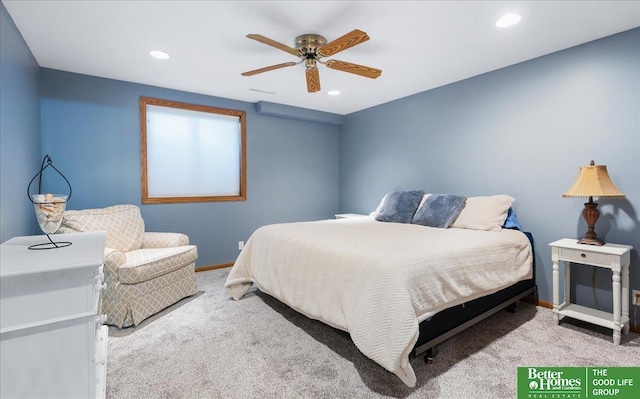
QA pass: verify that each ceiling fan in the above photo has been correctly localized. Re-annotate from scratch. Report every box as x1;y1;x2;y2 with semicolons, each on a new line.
241;29;382;93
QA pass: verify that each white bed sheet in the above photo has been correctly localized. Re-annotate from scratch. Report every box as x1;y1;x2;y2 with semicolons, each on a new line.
224;216;533;387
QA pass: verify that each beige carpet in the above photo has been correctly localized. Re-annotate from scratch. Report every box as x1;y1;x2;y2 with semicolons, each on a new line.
106;268;640;398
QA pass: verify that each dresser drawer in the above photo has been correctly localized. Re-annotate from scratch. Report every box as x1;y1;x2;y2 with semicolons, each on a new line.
558;247;614;267
1;267;99;329
1;315;97;398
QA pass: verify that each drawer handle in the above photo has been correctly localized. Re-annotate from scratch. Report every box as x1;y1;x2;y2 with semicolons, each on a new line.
581;253;586;258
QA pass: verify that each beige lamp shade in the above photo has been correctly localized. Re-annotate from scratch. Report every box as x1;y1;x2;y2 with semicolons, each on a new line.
563;160;625;199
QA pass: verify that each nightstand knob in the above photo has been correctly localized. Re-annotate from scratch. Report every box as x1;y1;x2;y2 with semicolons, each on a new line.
581;253;586;258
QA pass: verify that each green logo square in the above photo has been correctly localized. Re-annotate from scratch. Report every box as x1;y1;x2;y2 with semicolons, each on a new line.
518;367;640;399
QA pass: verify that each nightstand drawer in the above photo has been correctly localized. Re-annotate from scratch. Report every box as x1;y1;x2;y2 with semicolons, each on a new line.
559;247;613;267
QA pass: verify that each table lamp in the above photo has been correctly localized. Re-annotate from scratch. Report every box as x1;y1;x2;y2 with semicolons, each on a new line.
562;160;625;246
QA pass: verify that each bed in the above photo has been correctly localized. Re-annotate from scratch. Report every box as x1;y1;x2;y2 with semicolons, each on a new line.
224;194;535;387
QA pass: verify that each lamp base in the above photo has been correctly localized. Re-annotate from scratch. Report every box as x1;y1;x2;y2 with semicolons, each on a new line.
577;237;605;246
578;199;605;246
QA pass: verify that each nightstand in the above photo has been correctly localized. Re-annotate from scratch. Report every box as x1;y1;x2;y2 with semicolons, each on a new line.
549;238;632;344
334;213;368;219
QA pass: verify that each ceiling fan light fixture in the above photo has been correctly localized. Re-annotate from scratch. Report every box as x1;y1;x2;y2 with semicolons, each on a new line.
496;13;521;28
328;90;340;96
149;50;170;59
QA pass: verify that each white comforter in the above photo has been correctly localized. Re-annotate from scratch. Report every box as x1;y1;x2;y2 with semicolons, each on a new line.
224;217;533;387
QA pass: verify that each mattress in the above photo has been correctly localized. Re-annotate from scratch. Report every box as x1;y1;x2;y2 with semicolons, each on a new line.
224;216;533;387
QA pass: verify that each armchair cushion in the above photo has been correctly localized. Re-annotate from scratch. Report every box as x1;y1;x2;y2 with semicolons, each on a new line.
118;245;198;284
60;204;144;252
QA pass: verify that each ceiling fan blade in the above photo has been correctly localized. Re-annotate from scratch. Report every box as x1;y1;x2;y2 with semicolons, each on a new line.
318;29;370;57
306;68;321;93
241;62;297;76
246;34;299;57
325;60;382;79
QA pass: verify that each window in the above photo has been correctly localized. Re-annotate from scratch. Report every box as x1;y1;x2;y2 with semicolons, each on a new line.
140;97;246;204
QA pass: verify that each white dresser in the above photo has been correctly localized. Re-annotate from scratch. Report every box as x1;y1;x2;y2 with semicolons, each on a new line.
1;232;108;399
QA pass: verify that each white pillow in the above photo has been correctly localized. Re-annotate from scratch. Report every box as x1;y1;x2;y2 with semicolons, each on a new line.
369;194;388;216
450;195;515;231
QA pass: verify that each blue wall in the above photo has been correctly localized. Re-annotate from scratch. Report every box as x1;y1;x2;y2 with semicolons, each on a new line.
0;3;41;242
339;28;640;316
39;69;340;266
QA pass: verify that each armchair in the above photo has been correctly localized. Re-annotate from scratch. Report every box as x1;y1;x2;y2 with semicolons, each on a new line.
58;205;197;328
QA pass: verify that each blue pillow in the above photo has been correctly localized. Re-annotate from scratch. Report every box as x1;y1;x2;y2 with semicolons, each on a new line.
411;194;467;228
502;208;523;230
375;190;424;224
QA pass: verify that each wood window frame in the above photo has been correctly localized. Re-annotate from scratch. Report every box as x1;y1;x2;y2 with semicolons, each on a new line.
140;96;247;204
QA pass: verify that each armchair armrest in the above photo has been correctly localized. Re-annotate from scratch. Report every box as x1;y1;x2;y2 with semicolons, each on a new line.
141;232;189;248
104;248;126;273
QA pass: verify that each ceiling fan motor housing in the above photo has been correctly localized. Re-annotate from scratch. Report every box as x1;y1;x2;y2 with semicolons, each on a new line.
295;34;327;61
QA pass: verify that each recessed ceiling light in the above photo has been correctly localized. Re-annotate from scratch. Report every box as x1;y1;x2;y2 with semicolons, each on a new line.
495;13;521;28
149;50;170;59
328;90;340;96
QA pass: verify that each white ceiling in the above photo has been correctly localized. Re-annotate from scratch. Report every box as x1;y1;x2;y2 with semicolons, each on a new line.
3;1;639;115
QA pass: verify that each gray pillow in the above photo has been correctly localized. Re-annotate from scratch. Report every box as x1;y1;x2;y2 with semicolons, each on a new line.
375;190;424;224
411;194;467;228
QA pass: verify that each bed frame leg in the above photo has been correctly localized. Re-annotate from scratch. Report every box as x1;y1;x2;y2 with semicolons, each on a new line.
506;301;517;313
424;346;439;364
